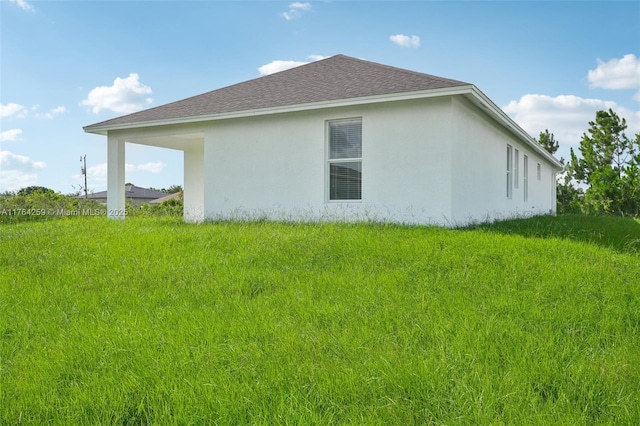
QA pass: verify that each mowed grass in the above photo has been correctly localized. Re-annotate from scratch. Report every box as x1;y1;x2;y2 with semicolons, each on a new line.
1;216;639;424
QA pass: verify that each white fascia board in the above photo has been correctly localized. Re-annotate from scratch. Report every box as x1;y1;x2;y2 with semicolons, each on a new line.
83;85;476;135
466;86;563;170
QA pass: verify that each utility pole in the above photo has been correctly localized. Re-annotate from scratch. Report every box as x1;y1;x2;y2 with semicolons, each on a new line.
80;155;88;198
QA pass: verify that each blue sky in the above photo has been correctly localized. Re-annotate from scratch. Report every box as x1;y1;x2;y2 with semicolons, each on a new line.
1;0;639;193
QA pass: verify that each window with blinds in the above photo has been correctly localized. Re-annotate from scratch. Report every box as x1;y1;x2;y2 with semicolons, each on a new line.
328;119;362;201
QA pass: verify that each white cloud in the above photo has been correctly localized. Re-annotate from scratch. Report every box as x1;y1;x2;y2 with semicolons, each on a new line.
1;103;67;119
0;151;46;192
390;34;420;48
8;0;34;12
0;151;46;170
86;163;107;178
0;102;28;118
258;54;328;76
502;94;640;161
81;73;153;114
258;60;308;76
290;2;312;10
588;54;640;101
129;162;166;173
0;129;23;142
283;2;312;20
42;106;68;119
86;162;166;181
91;163;112;177
588;54;640;90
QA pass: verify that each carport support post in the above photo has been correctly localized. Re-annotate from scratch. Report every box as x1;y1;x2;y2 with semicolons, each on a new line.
107;133;126;219
184;143;204;223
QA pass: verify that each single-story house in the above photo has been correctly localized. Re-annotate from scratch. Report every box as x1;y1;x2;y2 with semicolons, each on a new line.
149;192;182;204
85;184;167;207
84;54;562;226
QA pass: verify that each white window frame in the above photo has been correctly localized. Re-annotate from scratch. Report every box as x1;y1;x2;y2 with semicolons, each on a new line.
326;118;362;202
506;144;513;199
537;163;542;181
523;155;529;202
514;149;519;189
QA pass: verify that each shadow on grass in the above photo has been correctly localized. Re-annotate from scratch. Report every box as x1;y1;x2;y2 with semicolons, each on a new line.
462;214;640;255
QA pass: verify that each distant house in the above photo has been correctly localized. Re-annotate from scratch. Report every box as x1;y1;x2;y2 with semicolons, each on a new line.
149;192;182;204
84;54;562;225
86;184;167;206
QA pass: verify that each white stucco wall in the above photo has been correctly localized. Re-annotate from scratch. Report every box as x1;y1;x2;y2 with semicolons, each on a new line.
184;142;204;222
106;95;558;226
450;97;557;224
202;98;457;224
106;134;126;219
198;96;557;225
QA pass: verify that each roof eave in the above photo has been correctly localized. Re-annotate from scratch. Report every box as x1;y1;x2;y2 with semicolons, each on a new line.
465;86;563;170
83;85;476;135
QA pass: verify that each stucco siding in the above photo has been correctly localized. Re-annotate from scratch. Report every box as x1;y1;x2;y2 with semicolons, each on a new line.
184;142;204;222
359;98;453;223
450;97;556;223
203;110;324;219
107;94;557;226
202;98;454;224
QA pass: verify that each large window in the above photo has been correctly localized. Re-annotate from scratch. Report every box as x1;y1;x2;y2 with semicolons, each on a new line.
506;145;513;199
328;119;362;201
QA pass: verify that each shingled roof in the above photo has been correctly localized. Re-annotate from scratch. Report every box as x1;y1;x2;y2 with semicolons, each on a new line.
86;184;167;201
84;55;469;130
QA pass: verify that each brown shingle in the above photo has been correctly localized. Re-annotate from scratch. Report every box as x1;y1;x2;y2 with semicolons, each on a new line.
85;55;469;129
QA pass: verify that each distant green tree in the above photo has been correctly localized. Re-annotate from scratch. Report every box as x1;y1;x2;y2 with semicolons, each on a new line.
538;129;559;155
167;185;183;194
17;186;55;196
621;133;640;214
556;166;583;214
569;109;640;216
534;130;581;214
148;185;182;194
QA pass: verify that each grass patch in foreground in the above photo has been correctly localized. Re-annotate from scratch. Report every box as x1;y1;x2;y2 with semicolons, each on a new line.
464;213;640;254
1;216;639;424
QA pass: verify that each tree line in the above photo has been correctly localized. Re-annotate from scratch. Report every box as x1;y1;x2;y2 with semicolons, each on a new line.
539;109;640;217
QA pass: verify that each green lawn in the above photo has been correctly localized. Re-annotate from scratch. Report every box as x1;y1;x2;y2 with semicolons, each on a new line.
1;216;639;424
